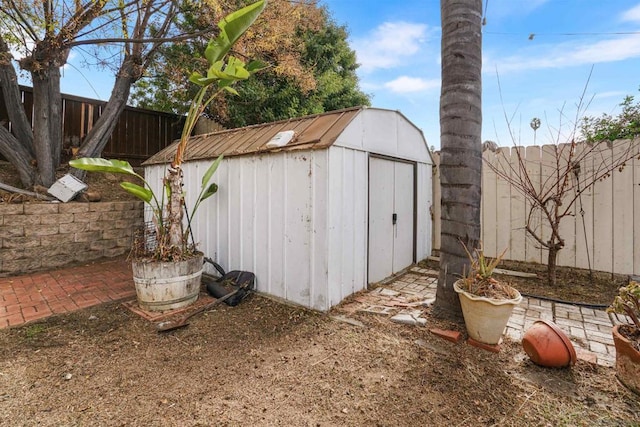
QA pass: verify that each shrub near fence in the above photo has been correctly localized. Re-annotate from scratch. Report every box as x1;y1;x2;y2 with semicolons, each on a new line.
432;139;640;276
0;201;143;277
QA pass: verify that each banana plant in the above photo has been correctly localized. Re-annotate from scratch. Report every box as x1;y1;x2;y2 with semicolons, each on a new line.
70;0;266;260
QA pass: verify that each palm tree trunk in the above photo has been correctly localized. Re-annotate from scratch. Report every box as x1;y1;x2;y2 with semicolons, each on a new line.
433;0;483;321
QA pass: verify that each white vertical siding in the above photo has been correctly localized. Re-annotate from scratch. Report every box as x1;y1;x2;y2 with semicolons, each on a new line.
326;146;368;307
146;150;333;311
311;151;330;309
283;154;313;307
266;154;286;298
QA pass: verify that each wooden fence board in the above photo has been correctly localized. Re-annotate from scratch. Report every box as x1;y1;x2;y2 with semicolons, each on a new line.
495;147;512;258
525;145;542;263
573;144;595;271
509;147;527;262
0;85;186;164
634;144;640;275
557;144;577;268
592;145;614;273
434;138;640;276
612;140;634;274
482;150;498;256
540;144;557;266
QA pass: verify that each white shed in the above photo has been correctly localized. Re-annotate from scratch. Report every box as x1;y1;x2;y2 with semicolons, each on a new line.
144;107;433;311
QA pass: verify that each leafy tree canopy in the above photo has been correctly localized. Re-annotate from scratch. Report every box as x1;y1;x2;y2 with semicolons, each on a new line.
581;88;640;143
131;0;370;127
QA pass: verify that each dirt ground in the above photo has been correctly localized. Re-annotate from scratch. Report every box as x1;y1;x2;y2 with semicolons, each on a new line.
0;161;140;203
0;290;639;426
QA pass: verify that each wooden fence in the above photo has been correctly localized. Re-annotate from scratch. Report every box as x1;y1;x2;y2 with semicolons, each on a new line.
432;139;640;276
0;85;185;164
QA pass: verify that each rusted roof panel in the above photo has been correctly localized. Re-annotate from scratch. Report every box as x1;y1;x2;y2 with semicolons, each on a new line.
144;107;363;165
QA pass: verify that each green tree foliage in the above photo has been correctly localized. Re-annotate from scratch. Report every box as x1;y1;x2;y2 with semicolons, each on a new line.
131;1;370;127
581;88;640;143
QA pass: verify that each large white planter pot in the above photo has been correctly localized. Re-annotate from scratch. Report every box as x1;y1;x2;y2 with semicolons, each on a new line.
453;279;522;345
132;253;204;312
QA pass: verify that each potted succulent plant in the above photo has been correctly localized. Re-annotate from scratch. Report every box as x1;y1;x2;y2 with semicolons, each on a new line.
607;281;640;394
453;244;522;345
70;1;266;311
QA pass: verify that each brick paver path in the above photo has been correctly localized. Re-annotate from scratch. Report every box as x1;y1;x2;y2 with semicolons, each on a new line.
0;257;135;329
386;267;628;368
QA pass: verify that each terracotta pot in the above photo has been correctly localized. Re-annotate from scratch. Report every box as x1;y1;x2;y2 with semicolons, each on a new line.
522;320;576;368
453;279;522;345
612;324;640;395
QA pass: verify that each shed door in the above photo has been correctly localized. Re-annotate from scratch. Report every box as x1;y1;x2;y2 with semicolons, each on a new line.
368;157;415;284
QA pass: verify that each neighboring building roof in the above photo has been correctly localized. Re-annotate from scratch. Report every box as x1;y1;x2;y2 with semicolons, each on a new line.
144;106;366;166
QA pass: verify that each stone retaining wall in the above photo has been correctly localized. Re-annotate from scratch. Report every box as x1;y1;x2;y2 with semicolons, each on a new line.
0;201;143;276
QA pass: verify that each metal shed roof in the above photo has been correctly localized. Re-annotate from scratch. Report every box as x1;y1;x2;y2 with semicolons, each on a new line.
144;106;366;166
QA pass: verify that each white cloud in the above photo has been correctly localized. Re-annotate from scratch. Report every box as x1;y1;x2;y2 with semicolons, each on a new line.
352;21;428;72
490;34;640;73
384;76;439;94
488;0;550;20
620;3;640;22
592;90;628;100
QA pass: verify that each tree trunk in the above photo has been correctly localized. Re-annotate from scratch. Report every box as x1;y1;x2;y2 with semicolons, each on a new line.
547;246;558;287
0;45;34;155
0;37;37;188
433;0;483;321
0;127;36;188
31;65;62;187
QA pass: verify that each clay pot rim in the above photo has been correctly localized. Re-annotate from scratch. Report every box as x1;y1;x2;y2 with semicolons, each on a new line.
613;324;640;346
453;279;523;306
534;319;577;366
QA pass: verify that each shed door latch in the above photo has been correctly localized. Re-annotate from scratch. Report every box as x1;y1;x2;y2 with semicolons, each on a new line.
392;213;397;225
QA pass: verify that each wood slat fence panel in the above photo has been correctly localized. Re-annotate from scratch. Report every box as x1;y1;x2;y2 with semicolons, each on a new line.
433;139;640;276
0;85;185;164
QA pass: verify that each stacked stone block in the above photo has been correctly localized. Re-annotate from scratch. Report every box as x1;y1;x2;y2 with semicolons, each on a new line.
0;201;143;276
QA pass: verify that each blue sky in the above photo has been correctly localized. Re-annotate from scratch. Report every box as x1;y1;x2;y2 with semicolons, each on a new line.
320;0;640;149
56;0;640;149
